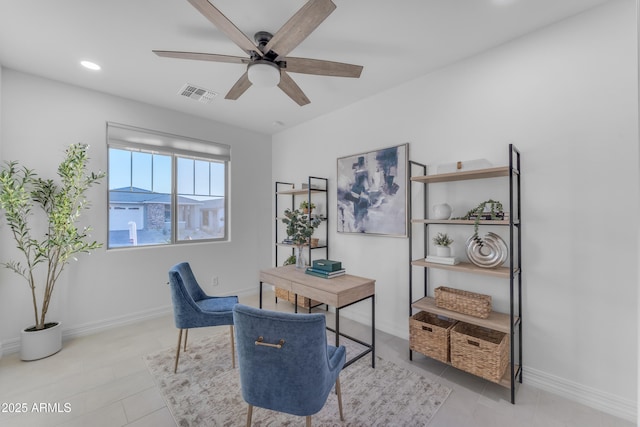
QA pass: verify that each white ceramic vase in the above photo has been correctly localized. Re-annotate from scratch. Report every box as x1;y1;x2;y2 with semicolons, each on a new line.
21;322;62;361
432;203;452;220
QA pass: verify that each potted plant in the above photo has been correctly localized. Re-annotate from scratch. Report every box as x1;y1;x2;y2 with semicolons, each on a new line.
432;232;454;257
299;200;316;215
0;143;105;360
281;208;321;269
455;199;504;246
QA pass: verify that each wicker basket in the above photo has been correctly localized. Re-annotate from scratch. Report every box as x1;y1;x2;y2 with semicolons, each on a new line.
275;287;321;309
435;286;492;319
450;322;509;383
409;311;457;363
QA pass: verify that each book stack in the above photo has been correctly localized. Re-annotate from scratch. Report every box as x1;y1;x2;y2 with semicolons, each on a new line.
305;259;346;279
425;255;460;265
469;211;508;220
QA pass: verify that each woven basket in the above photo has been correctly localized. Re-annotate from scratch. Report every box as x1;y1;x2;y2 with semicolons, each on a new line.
275;287;321;309
435;286;491;319
450;322;509;383
409;311;457;363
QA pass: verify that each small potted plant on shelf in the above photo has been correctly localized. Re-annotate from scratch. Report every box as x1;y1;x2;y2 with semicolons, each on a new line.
432;232;454;257
281;208;322;269
299;200;316;215
0;143;105;360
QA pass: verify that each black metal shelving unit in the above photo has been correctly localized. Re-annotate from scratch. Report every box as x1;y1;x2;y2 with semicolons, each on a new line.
408;144;522;403
274;177;329;310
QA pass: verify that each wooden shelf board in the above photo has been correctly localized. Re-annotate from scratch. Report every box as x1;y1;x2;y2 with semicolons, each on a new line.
412;259;512;278
411;219;515;226
411;166;510;183
276;243;326;249
276;216;326;221
412;296;516;333
276;188;325;195
499;364;522;389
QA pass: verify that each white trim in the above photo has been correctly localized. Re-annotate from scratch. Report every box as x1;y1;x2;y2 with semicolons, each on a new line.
524;366;637;422
0;287;255;357
0;305;173;356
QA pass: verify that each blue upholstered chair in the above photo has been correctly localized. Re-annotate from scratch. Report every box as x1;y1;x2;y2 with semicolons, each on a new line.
233;304;346;427
167;262;238;373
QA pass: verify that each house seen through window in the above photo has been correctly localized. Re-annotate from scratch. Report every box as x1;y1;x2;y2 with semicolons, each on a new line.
107;123;229;248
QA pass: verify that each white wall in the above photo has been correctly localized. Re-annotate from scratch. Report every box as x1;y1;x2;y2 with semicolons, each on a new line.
0;64;3;359
0;69;272;349
273;0;638;420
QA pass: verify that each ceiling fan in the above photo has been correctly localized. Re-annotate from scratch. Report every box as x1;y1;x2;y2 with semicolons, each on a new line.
153;0;363;106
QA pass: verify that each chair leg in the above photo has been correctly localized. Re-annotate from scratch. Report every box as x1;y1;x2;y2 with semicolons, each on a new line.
183;329;189;351
246;404;253;427
174;329;183;374
336;377;344;421
230;325;236;369
306;415;311;427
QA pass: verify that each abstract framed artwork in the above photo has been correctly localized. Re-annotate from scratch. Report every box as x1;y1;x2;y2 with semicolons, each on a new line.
336;143;408;237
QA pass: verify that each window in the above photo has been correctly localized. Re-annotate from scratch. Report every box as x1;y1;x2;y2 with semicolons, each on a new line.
107;123;230;248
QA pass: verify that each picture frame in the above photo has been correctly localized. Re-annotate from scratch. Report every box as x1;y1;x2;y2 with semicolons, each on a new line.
336;143;408;237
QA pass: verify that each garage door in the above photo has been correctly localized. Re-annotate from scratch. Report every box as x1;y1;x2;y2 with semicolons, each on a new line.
109;204;145;231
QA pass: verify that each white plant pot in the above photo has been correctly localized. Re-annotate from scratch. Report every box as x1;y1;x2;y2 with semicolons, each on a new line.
435;245;451;257
21;322;62;361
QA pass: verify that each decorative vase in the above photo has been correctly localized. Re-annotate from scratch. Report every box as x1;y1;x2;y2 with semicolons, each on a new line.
21;322;62;361
435;245;451;257
465;232;508;268
432;203;452;220
295;245;306;269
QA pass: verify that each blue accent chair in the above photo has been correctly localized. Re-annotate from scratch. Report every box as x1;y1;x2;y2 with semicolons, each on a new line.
168;262;238;373
233;304;346;427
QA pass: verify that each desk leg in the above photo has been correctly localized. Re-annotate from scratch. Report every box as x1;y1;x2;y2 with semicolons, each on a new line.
335;307;340;347
259;281;263;309
372;295;375;368
294;294;298;313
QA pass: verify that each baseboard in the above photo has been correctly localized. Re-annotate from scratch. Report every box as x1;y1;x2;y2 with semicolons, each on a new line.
524;366;637;422
0;285;259;357
1;305;173;356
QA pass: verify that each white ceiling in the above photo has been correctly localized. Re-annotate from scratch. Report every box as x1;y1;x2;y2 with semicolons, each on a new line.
0;0;611;135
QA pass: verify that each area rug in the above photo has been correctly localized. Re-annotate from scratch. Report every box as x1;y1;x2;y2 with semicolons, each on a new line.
145;329;451;426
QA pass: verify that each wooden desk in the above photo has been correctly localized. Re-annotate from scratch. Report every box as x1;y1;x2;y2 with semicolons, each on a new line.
259;265;376;368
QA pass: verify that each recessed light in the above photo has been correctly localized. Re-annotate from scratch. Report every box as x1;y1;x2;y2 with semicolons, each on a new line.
80;60;101;71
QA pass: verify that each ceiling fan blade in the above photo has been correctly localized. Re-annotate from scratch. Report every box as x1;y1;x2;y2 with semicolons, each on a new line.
265;0;336;60
225;72;252;100
186;0;262;57
153;50;249;64
284;57;362;78
278;72;311;106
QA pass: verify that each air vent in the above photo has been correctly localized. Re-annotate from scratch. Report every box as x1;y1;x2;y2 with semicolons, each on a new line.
178;84;218;104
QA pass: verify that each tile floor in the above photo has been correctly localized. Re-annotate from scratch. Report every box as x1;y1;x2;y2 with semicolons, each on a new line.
0;290;635;427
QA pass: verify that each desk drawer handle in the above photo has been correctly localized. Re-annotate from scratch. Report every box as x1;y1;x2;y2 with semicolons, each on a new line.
255;336;285;349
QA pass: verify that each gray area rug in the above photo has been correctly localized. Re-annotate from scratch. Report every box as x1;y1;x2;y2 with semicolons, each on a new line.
145;328;451;426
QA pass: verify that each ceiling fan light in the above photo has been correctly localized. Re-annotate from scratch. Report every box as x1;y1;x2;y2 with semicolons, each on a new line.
248;61;281;87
